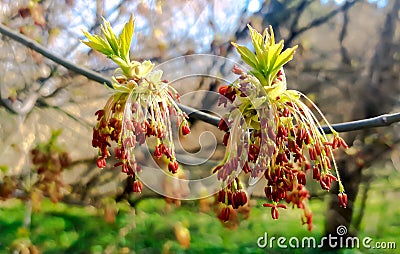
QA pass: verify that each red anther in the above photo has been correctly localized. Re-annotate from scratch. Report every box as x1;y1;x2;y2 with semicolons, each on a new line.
218;85;229;95
332;137;339;149
101;146;111;157
228;191;237;208
145;121;156;136
157;128;165;139
277;126;285;139
218;86;232;103
181;124;191;135
315;143;322;155
115;77;126;83
326;173;338;182
312;166;320;180
263;203;274;208
96;157;107;168
275;153;283;164
325;145;331;156
325;157;332;169
220;86;236;102
163;147;173;160
296;128;305;142
338;193;348;208
133;181;143;193
114;147;125;159
236;191;248;206
283;107;290;117
253;130;261;138
218;118;229;132
280;152;288;163
297;171;307;185
277;204;287;209
264;186;273;198
288;139;297;152
337;136;349;149
168;160;179;174
121;163;128;174
223;132;230;146
91;139;99;148
212;165;223;174
175;93;181;101
95;109;105;120
18;7;31;18
263;203;287;220
217;206;231;222
304;162;311;171
154;143;166;159
232;65;243;75
250;144;260;155
271;206;279;220
294;150;305;163
319;174;335;190
218;189;226;203
114;162;123;167
304;132;311;145
243;162;250;174
320;180;330;190
275;167;281;179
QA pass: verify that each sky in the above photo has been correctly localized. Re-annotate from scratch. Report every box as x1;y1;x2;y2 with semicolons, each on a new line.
247;0;388;13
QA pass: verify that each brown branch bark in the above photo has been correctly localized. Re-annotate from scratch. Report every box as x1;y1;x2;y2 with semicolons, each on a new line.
286;0;361;46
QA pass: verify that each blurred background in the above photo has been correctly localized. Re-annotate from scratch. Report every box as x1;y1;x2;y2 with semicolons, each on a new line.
0;0;399;253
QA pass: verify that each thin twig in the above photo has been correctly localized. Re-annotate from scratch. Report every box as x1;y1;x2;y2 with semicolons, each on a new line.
320;113;400;133
1;22;399;133
0;23;112;88
286;0;360;46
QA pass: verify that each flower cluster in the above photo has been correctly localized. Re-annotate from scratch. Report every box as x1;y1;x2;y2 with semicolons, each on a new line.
30;130;71;204
214;25;348;230
216;177;248;223
83;15;190;192
0;175;16;200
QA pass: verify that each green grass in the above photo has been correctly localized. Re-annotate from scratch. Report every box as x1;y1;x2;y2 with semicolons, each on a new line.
1;169;400;254
0;197;325;253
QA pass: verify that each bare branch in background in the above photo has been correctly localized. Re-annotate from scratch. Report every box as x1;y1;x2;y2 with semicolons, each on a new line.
339;4;351;65
286;0;361;46
0;22;112;88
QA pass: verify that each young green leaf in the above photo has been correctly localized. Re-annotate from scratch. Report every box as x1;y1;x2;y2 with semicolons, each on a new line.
118;14;135;63
231;42;258;69
232;25;297;87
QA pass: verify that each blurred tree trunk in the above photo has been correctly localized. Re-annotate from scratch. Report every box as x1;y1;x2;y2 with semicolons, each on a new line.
324;0;400;242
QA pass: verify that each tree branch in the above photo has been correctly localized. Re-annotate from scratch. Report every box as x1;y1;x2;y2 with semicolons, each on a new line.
0;22;113;88
1;22;399;133
286;0;360;46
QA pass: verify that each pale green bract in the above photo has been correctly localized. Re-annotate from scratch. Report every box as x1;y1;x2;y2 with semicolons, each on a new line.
232;25;298;88
81;14;154;82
